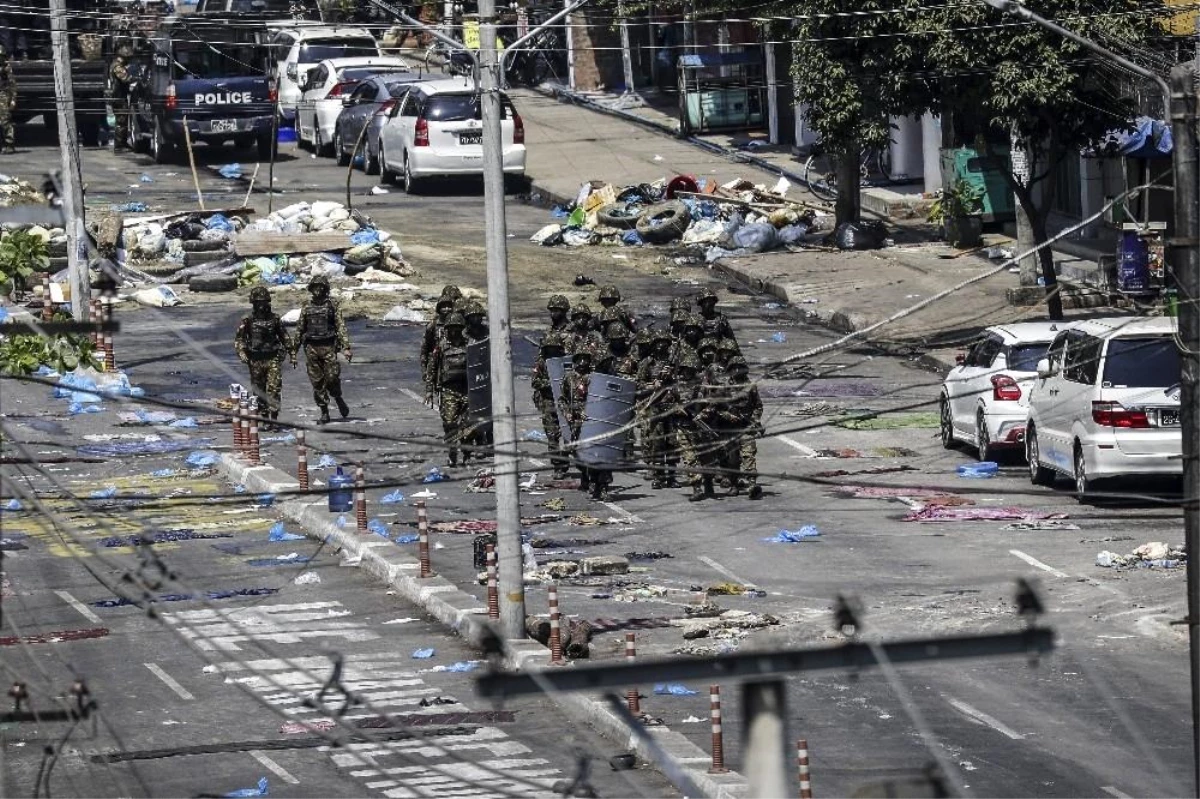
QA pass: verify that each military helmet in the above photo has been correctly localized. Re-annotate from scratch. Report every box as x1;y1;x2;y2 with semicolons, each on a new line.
727;355;749;370
440;285;463;300
597;306;622;324
444;312;466;328
117;44;134;58
453;298;471;313
541;330;567;350
652;328;673;343
635;329;653;346
684;314;704;330
718;338;739;353
605;322;631;341
547;294;570;311
573;343;595;361
436;295;456;311
698;287;718;304
696;337;719;353
670;310;689;326
308;274;330;290
249;286;271;303
677;352;701;371
669;296;691;314
571;302;592;319
598;284;621;302
464;300;485;317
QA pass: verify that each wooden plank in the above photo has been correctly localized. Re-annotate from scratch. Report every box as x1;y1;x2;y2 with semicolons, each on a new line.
234;231;353;257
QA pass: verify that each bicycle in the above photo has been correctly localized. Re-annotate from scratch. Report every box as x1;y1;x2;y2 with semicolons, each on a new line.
802;142;893;201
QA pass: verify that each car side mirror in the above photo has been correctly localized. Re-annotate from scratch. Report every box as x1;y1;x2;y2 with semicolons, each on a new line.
955;352;966;365
1036;358;1052;378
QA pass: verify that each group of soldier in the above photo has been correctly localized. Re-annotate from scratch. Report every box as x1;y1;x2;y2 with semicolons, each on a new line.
532;285;763;503
420;286;491;467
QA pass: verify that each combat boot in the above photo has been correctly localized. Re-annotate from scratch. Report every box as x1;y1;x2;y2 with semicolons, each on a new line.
688;484;705;502
727;480;742;497
317;405;330;424
748;484;763;500
703;476;715;498
449;448;459;467
335;396;350;418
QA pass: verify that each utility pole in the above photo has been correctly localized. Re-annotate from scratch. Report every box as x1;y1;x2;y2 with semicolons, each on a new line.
477;0;525;638
49;0;88;321
617;0;635;95
564;0;575;90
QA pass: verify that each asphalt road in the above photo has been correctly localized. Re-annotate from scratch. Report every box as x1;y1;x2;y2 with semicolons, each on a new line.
1;116;1193;798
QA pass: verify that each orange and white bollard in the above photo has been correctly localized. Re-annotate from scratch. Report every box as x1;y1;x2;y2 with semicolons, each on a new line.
102;298;115;372
709;685;728;774
797;739;812;798
247;401;261;466
297;430;309;492
485;543;499;620
232;399;244;451
355;464;367;533
548;584;563;665
625;632;640;715
417;499;432;578
238;394;250;455
89;299;102;350
41;273;52;321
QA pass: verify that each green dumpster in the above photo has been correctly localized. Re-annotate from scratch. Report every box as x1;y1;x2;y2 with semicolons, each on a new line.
939;147;1015;223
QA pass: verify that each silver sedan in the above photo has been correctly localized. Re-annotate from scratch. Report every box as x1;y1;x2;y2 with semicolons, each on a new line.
331;72;425;174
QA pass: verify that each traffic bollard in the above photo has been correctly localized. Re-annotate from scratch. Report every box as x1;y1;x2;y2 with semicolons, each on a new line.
232;398;244;451
548;583;563;665
297;430;309;492
709;684;728;774
238;394;250;455
486;543;499;620
247;402;261;466
798;739;812;799
417;499;432;578
102;298;115;371
41;273;52;321
355;464;367;533
89;298;101;349
626;632;640;715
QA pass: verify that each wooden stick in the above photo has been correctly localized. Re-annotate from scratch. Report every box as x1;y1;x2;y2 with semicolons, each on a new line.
242;162;261;206
181;115;205;212
672;189;828;213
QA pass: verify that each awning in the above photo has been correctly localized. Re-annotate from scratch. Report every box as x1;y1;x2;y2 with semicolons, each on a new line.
1089;116;1173;159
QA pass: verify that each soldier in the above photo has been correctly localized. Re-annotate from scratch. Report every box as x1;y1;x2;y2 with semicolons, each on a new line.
421;286;461;402
0;45;15;154
560;343;611;501
567;303;604;355
696;337;720;376
532;330;569;478
602;323;639;379
429;312;470;466
669;296;691;317
109;45;136;152
463;300;488;344
670;314;704;367
634;328;654;364
637;328;677;489
715;356;763;499
546;294;571;334
697;287;737;347
668;309;689;341
461;299;489;460
596;284;636;331
234;286;289;428
291;274;351;425
672;352;716;502
715;338;740;371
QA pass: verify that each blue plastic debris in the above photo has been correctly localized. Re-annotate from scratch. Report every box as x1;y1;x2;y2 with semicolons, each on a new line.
423;467;446;484
34;364;54;376
268;522;304;542
412;648;435;659
256;493;275;507
522;429;547;442
314;454;338;469
3;499;23;511
68;402;104;414
78;438;213;457
336;515;347;528
70;390;104;404
621;229;643;246
439;661;478;673
169;417;199;428
394;534;418;544
113;201;149;212
653;684;698;696
149;469;177;478
89;486;118;499
550;205;569;219
763;526;821;543
380;490;406;504
185;450;220;468
137;410;177;424
217;164;242;180
246;556;311;567
957;461;999;479
233;484;246;493
139;173;154;183
770;332;787;343
351;228;381;246
367;519;389;538
225;777;268;798
260;433;297;444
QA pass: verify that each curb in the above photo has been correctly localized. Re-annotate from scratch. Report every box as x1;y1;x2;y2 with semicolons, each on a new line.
218;453;749;799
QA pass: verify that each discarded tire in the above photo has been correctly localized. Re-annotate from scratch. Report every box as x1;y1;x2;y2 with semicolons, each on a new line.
137;262;186;278
187;272;238;293
596;203;641;230
635;201;690;244
181;239;229;253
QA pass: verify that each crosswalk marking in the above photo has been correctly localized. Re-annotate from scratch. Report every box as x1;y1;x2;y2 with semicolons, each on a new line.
162;601;379;651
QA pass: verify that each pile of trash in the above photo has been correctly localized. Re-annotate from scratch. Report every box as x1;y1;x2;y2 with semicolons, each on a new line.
0;173;49;207
1096;541;1185;570
530;176;840;261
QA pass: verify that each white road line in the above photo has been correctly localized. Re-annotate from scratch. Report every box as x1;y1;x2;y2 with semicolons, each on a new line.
399;388;426;405
54;590;101;624
777;434;819;458
1101;787;1132;798
946;697;1024;740
249;750;300;784
600;501;643;523
698;555;757;588
1009;549;1070;579
144;663;195;701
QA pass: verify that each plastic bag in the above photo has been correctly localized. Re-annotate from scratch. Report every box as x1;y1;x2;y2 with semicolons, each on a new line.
833;221;887;251
957;461;999;479
395;534;418;543
411;648;435;659
351;228;381;246
217;164;242;180
380;490;406;504
777;223;809;246
185;450;220;468
531;224;564;246
653;684;698;696
268;522;304;542
423;467;445;483
134;286;182;307
293;572;321;585
763;526;821;543
224;777;268;798
731;222;780;253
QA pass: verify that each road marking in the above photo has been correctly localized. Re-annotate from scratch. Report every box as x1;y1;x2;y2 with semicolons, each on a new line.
54;590;101;624
250;750;300;784
399;388;426;405
698;555;756;588
600;501;643;523
777;434;819;458
1101;788;1132;799
946;697;1024;740
144;663;195;700
1009;549;1070;579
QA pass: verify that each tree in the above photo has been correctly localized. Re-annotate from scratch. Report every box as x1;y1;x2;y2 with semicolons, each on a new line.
922;0;1166;320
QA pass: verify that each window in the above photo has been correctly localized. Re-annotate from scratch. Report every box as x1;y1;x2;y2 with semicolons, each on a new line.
1006;342;1051;373
348;82;373;102
425;93;478;121
399;92;419;117
172;26;265;78
1046;332;1069;372
1102;336;1181;389
975;336;1003;368
297;37;377;63
1063;332;1101;385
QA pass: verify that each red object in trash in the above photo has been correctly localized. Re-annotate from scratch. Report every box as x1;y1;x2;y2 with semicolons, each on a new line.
666;175;699;199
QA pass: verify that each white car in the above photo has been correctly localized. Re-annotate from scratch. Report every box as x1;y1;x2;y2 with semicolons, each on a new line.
268;25;380;122
376;78;527;193
1026;316;1182;500
295;57;412;156
939;322;1067;461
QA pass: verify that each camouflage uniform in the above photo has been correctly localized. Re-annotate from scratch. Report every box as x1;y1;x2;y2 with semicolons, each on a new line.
292;275;351;424
430;313;470;465
600;323;639;461
714;356;763;499
463;300;488;344
421;286;461;397
546;294;571;336
669;296;691;317
670;314;703;368
636;329;677;488
459;299;491;458
560;344;611;499
672;353;716;501
595;285;636;332
234;287;289;421
532;330;569;477
566;303;604;356
697;288;738;350
0;47;15;153
109;47;135;151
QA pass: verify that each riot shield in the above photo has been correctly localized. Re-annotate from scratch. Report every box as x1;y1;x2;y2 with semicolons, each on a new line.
545;355;574;443
578;373;636;468
466;338;493;446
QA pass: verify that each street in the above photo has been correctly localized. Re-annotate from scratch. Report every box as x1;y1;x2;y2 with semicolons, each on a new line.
1;109;1192;799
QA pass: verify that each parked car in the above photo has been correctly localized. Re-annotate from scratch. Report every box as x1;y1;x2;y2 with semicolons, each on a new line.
268;25;380;122
939;322;1068;461
1025;316;1182;500
331;72;425;173
295;56;411;156
376;77;526;193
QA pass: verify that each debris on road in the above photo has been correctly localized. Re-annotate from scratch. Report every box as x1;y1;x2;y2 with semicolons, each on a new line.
832;411;940;430
1096;541;1185;569
653;683;698;696
1001;520;1080;531
763;526;821;543
903;506;1069;523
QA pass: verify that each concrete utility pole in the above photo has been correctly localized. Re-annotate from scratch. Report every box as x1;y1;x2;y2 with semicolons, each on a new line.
49;0;88;320
476;0;525;638
617;0;635;94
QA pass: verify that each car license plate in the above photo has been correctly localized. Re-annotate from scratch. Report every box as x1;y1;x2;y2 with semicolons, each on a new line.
459;132;482;145
1159;409;1180;426
210;119;238;133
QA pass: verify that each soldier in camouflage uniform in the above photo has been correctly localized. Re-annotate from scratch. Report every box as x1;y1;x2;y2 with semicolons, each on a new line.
670;314;704;368
634;328;654;364
714;356;763;499
596;285;636;331
567;303;604;355
421;286;461;402
697;287;738;349
291;274;351;424
672;352;717;501
532;330;569;478
560;343;611;500
696;337;721;378
463;300;488;344
601;322;639;461
546;294;571;334
715;338;740;372
669;296;691;317
429;312;470;466
0;45;15;153
109;45;135;152
460;299;490;460
234;286;290;427
637;328;677;489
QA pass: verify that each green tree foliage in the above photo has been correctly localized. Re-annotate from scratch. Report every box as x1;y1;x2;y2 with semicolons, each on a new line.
0;230;50;298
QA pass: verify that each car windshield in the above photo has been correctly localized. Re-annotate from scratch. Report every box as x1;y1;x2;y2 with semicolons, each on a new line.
1102;336;1181;388
172;29;265;78
1007;342;1051;372
298;38;377;63
387;80;419;97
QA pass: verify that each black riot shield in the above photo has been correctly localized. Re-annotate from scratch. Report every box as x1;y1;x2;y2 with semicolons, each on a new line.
546;355;574;443
578;373;636;468
466;339;493;446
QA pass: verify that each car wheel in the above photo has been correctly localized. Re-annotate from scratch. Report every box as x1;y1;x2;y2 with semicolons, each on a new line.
151;117;173;164
1027;426;1054;486
939;396;955;449
1073;443;1096;502
315;126;332;158
379;143;395;184
365;140;380;175
403;153;420;194
129;112;149;154
975;412;993;462
334;127;350;166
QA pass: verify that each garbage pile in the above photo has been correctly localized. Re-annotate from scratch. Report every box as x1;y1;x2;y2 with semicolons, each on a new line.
0;173;49;207
1096;541;1185;570
531;176;833;261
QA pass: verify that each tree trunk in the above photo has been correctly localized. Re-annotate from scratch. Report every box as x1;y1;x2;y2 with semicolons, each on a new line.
834;150;861;226
1026;206;1065;321
1015;201;1039;287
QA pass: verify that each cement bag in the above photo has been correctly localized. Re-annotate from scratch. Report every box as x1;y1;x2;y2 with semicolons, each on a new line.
133;286;182;307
